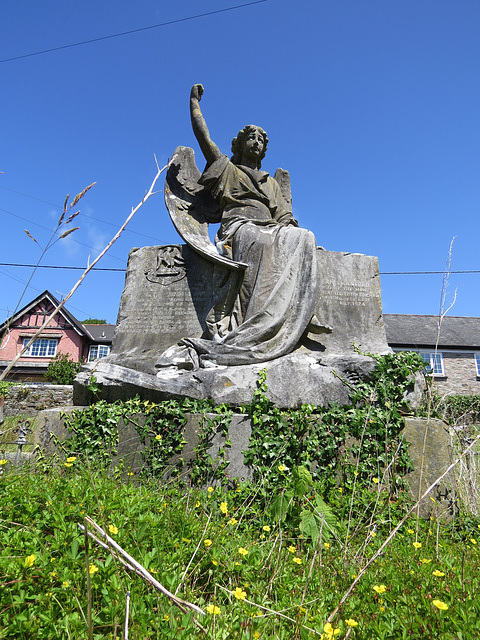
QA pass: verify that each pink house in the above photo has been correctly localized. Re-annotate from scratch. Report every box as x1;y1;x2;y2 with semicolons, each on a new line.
0;290;115;382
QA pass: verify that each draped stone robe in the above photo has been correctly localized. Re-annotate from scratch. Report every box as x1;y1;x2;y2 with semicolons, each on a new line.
180;155;319;367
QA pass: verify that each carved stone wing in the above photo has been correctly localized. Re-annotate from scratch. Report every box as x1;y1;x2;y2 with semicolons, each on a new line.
165;146;247;271
273;168;292;211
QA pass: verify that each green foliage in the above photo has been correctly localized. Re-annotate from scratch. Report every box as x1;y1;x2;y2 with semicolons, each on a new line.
44;353;81;385
81;318;107;324
0;380;16;397
1;465;480;639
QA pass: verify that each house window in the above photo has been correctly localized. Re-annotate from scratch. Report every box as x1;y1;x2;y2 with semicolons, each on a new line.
88;344;111;361
22;338;58;357
475;353;480;377
420;352;445;377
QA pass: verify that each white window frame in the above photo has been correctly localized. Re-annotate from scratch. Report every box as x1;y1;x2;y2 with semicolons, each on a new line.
88;344;111;361
475;353;480;377
419;351;445;377
22;338;58;358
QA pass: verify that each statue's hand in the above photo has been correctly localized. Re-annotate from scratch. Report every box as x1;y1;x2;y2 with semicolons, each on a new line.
191;84;204;102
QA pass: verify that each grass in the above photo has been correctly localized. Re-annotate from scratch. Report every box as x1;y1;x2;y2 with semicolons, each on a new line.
1;459;480;639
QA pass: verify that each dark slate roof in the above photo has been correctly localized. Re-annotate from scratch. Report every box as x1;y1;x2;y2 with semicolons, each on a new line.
81;324;116;343
384;314;480;350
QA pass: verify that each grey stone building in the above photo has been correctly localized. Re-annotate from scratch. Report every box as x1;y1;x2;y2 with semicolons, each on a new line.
384;314;480;396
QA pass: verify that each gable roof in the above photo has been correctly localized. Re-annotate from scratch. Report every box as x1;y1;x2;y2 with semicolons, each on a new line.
0;290;88;337
384;314;480;350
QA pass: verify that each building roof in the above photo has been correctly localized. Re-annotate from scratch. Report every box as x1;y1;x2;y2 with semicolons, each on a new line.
384;314;480;350
82;323;116;342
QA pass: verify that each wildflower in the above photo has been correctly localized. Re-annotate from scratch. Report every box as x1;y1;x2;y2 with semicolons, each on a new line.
212;559;218;566
0;459;7;465
407;529;414;535
66;456;76;463
433;570;445;577
373;585;386;594
207;486;214;493
89;564;99;576
228;517;238;525
322;622;341;637
345;619;358;627
127;471;134;477
150;568;157;574
324;542;330;549
370;531;377;538
372;477;379;484
62;581;70;588
233;586;247;600
379;606;385;612
262;525;271;532
50;571;57;578
254;633;260;639
182;537;190;543
432;599;448;611
220;501;228;514
64;463;73;467
155;434;162;440
288;545;297;553
299;606;306;614
293;557;302;564
24;554;35;568
278;464;287;472
108;524;118;535
338;487;343;493
206;604;221;615
163;613;169;621
238;547;248;556
204;539;213;547
413;541;422;549
470;538;477;545
195;501;201;508
421;558;431;564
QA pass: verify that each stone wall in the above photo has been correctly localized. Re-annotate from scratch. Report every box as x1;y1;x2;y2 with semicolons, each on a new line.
434;352;480;396
4;385;73;417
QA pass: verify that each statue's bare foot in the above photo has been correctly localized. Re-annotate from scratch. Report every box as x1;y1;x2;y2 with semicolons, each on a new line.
307;315;333;335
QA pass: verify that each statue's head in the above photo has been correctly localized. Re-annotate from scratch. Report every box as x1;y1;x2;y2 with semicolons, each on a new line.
231;125;268;168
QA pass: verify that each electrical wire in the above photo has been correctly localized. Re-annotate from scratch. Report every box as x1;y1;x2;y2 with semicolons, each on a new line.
0;1;268;63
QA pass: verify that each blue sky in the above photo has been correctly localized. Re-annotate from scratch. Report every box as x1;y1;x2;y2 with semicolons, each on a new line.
1;0;479;324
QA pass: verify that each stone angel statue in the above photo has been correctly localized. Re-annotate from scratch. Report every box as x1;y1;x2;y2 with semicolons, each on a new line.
156;84;330;371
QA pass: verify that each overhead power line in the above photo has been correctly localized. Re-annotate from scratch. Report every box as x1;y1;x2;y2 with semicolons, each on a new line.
1;263;479;276
0;1;268;63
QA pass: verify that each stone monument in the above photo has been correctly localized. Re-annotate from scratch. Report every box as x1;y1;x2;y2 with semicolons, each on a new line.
74;85;390;408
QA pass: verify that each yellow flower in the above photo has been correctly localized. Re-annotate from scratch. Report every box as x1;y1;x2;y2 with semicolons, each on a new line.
64;463;73;467
155;434;162;440
322;622;341;637
206;604;221;615
228;517;238;525
370;531;377;538
288;545;297;553
413;541;422;549
182;537;190;543
127;471;134;476
62;581;70;588
324;542;330;549
262;525;271;532
108;524;118;535
345;619;358;627
470;538;477;545
293;557;302;564
421;558;431;564
89;564;99;576
373;585;386;594
433;570;445;577
204;539;213;547
220;501;228;514
372;477;379;484
379;606;385;612
278;464;287;472
163;613;169;621
212;559;218;566
207;486;214;493
254;633;260;639
24;554;35;568
233;586;247;600
432;599;448;611
195;501;201;508
407;529;414;535
50;571;57;578
238;547;248;556
338;487;343;493
0;459;8;465
66;456;76;463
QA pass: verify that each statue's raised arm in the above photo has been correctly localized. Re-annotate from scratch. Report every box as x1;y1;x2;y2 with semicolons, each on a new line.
190;84;222;167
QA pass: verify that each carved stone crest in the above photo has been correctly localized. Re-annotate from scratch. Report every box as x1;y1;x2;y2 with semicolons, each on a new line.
145;245;186;285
